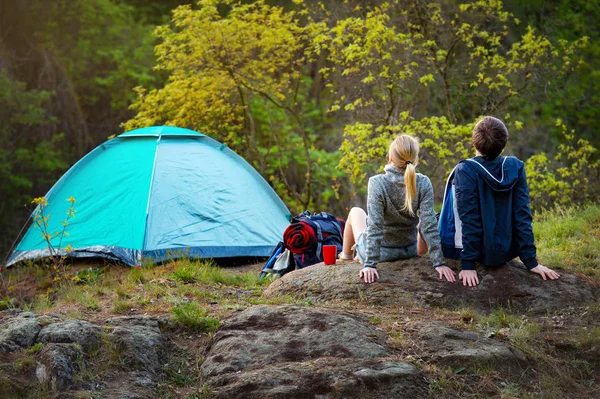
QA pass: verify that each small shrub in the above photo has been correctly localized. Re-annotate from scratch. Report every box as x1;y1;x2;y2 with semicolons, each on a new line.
525;121;599;211
170;265;198;283
127;267;146;284
459;308;477;324
0;297;16;310
30;196;77;277
72;267;104;285
84;297;100;311
481;306;520;329
171;302;220;332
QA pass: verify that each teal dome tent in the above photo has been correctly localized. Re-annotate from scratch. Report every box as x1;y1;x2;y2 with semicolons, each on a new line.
7;126;291;267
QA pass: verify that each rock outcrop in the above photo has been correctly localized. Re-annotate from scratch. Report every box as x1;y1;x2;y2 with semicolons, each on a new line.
264;258;596;313
200;305;529;398
201;305;427;398
38;319;102;351
412;322;527;367
0;310;169;398
0;311;43;351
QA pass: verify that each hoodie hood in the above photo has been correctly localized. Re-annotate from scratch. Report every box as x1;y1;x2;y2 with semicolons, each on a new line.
462;156;523;192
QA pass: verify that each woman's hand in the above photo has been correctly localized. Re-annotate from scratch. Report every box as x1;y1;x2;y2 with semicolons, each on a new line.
359;267;379;284
435;266;456;282
530;265;560;280
458;270;479;287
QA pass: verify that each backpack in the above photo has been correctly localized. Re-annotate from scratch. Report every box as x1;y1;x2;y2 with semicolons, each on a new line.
438;165;463;259
259;211;345;279
290;211;345;268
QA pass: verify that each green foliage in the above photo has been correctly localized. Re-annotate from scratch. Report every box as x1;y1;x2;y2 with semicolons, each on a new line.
171;302;220;332
125;0;592;213
124;0;346;212
340;117;474;186
326;0;587;188
525;120;599;210
0;71;66;256
32;0;156;112
506;0;600;148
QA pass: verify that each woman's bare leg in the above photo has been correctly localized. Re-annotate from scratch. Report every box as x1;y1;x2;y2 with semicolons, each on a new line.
417;233;428;256
342;207;367;258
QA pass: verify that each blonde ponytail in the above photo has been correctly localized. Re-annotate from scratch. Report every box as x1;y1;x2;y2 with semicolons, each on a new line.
389;135;419;216
403;162;417;216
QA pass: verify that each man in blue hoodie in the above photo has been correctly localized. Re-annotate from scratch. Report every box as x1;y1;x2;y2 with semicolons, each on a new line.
438;116;560;287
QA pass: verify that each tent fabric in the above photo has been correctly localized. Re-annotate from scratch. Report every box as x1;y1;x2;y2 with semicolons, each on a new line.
7;126;291;267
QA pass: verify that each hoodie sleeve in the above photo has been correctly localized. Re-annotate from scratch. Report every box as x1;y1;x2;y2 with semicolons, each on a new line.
512;167;538;269
364;177;385;266
454;163;482;270
417;175;447;267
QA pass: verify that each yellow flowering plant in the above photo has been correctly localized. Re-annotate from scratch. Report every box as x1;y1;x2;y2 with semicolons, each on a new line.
31;196;77;278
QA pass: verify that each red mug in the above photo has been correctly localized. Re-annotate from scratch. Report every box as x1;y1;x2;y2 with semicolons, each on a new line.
322;245;337;265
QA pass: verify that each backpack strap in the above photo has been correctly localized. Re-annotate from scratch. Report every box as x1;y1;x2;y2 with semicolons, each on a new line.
331;217;343;237
318;212;343;237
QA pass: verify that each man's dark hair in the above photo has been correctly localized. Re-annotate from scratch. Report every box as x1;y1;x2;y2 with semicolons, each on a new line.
472;116;508;159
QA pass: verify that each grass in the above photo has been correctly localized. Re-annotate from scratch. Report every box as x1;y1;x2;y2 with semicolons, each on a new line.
112;299;134;314
23;294;54;313
171;302;221;332
576;326;600;348
171;264;199;283
479;305;521;329
169;260;266;287
58;284;101;311
25;343;44;355
534;204;600;281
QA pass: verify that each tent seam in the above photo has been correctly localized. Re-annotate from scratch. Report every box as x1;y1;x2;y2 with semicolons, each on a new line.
141;135;162;262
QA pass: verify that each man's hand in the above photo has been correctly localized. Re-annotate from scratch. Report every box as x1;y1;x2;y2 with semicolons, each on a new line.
530;265;560;281
359;267;379;284
435;266;456;282
458;270;479;287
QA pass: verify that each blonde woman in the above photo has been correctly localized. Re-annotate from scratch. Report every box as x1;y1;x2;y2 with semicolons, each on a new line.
340;135;456;284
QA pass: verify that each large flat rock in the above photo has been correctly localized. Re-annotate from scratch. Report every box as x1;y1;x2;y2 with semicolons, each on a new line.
201;305;428;398
263;258;596;313
202;305;389;377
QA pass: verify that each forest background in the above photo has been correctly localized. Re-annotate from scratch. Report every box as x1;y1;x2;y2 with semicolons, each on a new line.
1;0;599;259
